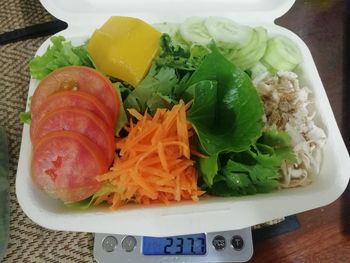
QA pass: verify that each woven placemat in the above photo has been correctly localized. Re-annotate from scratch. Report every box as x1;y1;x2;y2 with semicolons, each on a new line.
0;0;95;262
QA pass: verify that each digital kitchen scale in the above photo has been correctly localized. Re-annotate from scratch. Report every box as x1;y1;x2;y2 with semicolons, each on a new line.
94;228;253;262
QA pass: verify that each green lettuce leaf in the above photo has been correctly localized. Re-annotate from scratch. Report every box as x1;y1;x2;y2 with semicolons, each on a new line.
215;160;279;196
203;130;296;196
187;48;264;155
19;112;31;124
253;130;297;166
64;183;121;209
124;63;179;114
199;154;219;187
29;36;93;80
19;97;32;124
112;83;129;136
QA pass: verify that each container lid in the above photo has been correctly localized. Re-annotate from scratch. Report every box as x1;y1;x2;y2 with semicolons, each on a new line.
40;0;295;26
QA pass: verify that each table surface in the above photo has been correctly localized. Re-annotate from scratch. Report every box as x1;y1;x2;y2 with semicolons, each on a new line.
251;0;350;262
0;0;349;262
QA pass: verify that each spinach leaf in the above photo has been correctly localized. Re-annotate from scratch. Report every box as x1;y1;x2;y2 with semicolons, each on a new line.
187;48;264;155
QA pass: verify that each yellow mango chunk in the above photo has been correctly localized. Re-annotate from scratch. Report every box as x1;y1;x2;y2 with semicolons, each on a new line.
87;16;161;87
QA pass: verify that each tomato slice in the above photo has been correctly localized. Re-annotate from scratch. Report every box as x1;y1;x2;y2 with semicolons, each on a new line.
31;66;120;127
33;90;114;129
31;107;115;165
31;131;108;203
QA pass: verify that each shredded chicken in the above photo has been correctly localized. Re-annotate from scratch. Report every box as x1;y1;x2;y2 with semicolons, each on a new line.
254;71;326;188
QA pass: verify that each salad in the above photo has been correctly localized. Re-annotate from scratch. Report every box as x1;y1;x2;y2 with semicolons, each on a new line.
22;16;326;209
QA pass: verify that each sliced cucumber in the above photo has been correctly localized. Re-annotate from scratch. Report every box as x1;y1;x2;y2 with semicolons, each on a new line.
179;17;212;45
204;16;253;46
262;54;296;72
251;28;268;61
250;61;269;80
153;22;180;37
233;27;267;70
262;35;302;71
233;28;260;57
222;27;267;70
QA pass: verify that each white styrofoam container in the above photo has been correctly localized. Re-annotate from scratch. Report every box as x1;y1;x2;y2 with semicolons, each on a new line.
16;0;350;236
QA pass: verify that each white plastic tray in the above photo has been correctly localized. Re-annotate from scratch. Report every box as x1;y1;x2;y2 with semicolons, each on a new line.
16;0;350;236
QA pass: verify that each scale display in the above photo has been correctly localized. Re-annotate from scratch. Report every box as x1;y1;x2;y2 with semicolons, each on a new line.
142;233;206;255
94;228;253;263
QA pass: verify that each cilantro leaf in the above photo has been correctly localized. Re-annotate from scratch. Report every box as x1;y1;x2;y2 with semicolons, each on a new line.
155;34;206;71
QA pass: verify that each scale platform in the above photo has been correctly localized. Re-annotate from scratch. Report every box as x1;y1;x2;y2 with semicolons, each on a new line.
94;228;253;263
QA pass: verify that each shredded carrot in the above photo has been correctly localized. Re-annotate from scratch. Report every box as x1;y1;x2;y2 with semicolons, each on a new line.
96;100;205;209
190;148;209;159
